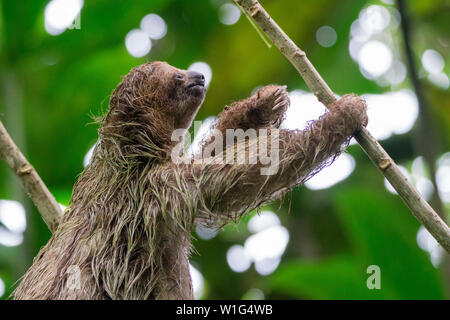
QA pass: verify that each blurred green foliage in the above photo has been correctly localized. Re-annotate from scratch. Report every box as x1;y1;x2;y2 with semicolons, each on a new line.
0;0;449;299
271;188;444;299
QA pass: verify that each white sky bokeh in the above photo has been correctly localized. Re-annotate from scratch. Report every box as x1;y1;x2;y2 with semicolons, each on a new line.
140;14;167;40
219;3;241;25
247;211;280;233
305;153;356;190
422;50;445;74
244;225;289;262
189;264;205;299
227;212;289;276
348;4;407;85
384;60;407;85
0;200;26;247
417;226;444;267
436;152;450;203
427;73;449;90
125;29;152;58
421;49;449;89
227;245;252;272
254;257;281;276
359;5;391;35
364;90;419;140
0;200;26;234
0;228;23;247
83;144;95;167
358;40;393;78
125;13;167;58
350;4;448;91
281;90;327;131
0;277;4;298
411;157;434;201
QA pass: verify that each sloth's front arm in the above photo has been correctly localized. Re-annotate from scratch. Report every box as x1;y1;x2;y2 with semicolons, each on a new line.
179;94;368;225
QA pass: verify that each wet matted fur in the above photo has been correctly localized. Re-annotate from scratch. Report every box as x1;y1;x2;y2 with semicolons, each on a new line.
14;62;367;299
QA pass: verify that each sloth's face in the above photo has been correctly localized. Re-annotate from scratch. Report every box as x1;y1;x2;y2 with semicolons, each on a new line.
142;62;207;129
109;62;207;134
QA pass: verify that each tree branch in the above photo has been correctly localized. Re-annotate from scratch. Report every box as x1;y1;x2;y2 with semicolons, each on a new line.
0;119;62;232
233;0;450;252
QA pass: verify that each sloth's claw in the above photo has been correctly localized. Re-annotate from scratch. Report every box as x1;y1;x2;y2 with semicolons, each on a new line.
272;100;288;111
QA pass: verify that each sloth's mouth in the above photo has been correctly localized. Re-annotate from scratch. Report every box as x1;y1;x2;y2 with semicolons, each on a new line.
185;71;206;91
187;82;205;90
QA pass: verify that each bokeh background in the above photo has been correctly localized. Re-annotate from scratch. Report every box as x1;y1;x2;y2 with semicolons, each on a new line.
0;0;449;299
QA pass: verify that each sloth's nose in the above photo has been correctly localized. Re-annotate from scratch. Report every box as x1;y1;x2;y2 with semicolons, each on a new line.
187;71;205;86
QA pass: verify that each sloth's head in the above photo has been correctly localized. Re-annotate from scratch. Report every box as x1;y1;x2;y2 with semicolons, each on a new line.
108;61;206;131
103;62;207;154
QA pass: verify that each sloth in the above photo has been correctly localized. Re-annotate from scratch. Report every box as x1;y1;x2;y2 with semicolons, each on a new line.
14;61;367;299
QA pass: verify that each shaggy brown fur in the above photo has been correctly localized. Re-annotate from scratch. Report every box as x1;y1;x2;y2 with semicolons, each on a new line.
13;61;367;300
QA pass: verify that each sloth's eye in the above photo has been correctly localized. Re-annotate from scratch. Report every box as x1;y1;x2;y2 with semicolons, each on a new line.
174;73;184;81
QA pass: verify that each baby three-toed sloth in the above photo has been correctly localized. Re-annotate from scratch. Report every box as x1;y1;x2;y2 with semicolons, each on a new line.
14;61;367;299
